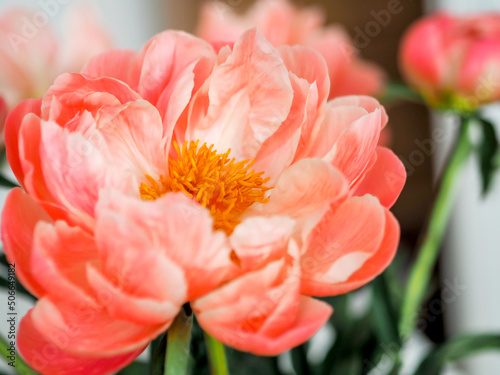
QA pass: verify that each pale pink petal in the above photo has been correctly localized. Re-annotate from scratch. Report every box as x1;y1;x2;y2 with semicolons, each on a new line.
41;74;141;124
94;100;167;181
246;158;348;243
324;108;383;186
18;112;71;222
94;194;188;305
31;297;169;356
31;221;99;307
39;121;110;227
301;196;399;296
194;243;332;355
297;103;367;161
5;99;42;187
328;95;388;125
18;311;145;375
130;31;215;107
230;216;295;271
82;50;138;83
1;188;52;297
96;190;231;300
87;265;181;325
254;61;320;183
306;209;399;296
353;147;406;208
186;28;293;161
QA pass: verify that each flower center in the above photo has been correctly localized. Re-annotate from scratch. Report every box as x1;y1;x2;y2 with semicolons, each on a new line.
139;140;272;235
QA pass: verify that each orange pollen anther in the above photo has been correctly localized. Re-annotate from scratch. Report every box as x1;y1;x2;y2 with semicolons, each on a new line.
139;140;272;235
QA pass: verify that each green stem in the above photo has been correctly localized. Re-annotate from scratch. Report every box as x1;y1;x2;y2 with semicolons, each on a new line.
165;305;193;375
204;333;229;375
399;116;474;339
0;334;38;375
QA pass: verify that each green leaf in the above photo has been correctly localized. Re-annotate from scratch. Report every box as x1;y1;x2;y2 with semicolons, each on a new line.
371;273;401;347
150;333;167;375
118;361;150;374
291;344;310;375
414;333;500;375
326;353;363;375
477;118;499;195
0;334;38;375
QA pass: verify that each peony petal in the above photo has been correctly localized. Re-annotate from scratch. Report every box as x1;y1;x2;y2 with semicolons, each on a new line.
31;297;169;356
39;121;110;228
301;196;399;296
1;188;52;297
96;190;231;300
195;250;332;356
82;50;138;83
41;74;141;124
87;265;181;325
324;108;383;186
399;13;453;90
5;99;42;188
130;30;215;107
353;147;406;208
186;28;293;161
246;158;348;243
18;310;144;375
230;215;295;272
31;221;99;307
94;100;167;180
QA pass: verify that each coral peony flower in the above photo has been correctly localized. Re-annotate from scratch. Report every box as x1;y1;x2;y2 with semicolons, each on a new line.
3;28;405;374
196;0;385;100
0;4;111;113
400;12;500;111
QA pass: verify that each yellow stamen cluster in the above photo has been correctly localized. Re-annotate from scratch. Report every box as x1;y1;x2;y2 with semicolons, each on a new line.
139;140;272;235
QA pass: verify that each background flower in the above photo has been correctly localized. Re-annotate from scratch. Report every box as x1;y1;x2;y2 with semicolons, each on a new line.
196;0;386;100
400;12;500;110
0;4;112;129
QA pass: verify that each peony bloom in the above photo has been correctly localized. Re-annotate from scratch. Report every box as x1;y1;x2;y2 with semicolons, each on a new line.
3;28;405;374
196;0;385;100
400;12;500;111
0;4;112;112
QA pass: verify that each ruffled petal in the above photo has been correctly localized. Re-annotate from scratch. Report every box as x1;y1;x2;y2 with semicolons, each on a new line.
324;108;383;186
301;196;399;296
96;190;231;300
230;215;295;272
31;221;99;307
30;297;169;356
41;74;141;124
1;188;52;297
353;147;406;208
5;99;42;187
194;242;332;355
186;28;293;161
246;158;348;243
82;50;138;83
18;311;144;375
